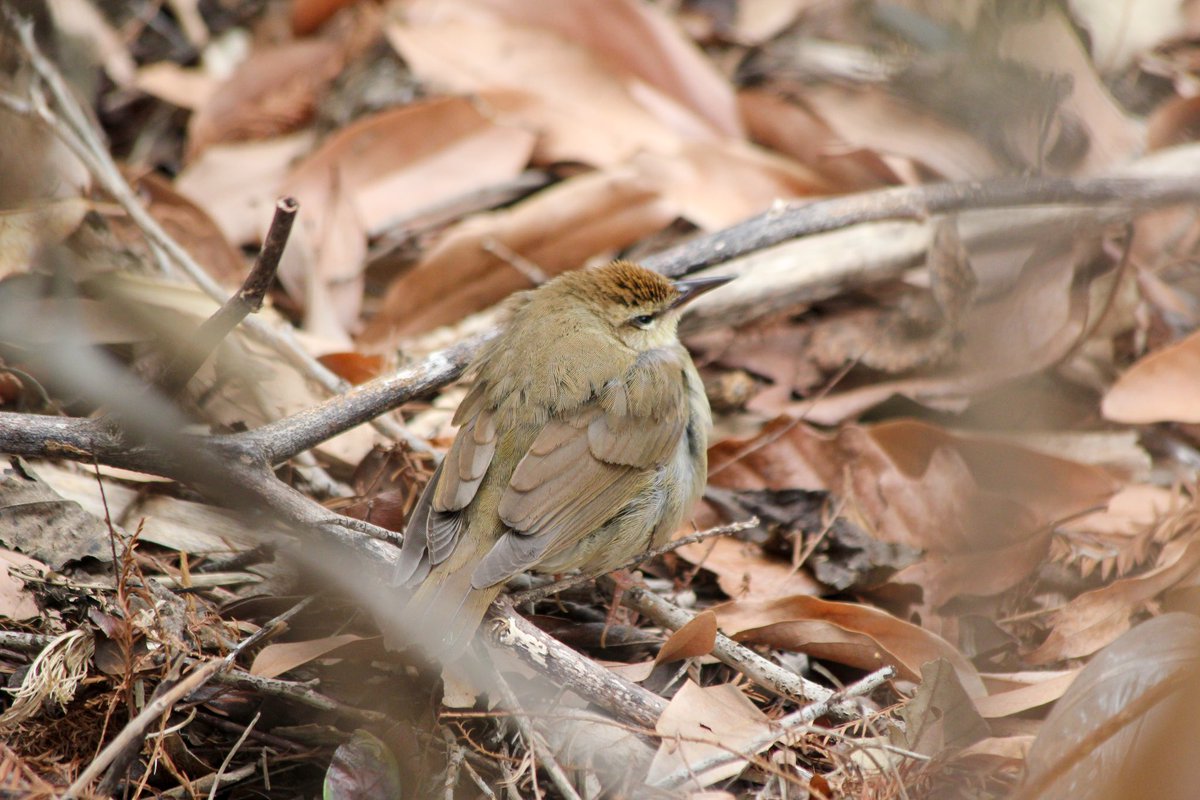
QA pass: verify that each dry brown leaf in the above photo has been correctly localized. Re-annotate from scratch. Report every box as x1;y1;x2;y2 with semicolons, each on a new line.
1027;536;1200;664
708;417;1117;553
386;7;703;166
795;237;1091;424
888;526;1052;610
0;549;44;620
123;171;246;288
278;95;536;337
186;39;347;160
1102;328;1200;424
803;84;1004;181
1146;95;1200;152
632;140;827;230
474;0;742;137
0;459;114;568
0;198;90;279
997;7;1142;173
35;461;260;554
974;670;1080;719
316;352;385;385
647;680;775;788
898;659;989;755
674;533;821;600
739;89;897;191
360;163;676;343
714;595;985;695
293;0;359;35
175;133;315;247
135;62;218;111
250;633;365;679
655;610;718;665
1021;613;1200;800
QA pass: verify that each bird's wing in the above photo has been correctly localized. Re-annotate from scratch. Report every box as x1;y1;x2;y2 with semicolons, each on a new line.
471;349;690;589
393;382;497;585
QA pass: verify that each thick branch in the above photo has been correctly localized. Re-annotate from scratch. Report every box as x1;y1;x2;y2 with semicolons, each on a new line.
642;174;1200;277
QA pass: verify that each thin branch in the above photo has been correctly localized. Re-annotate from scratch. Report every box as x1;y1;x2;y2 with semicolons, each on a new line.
486;601;668;729
65;658;226;798
649;665;895;789
641;174;1200;277
2;14;423;450
616;582;860;720
70;598;312;797
161;197;299;397
508;517;759;606
487;665;585;800
207;711;260;800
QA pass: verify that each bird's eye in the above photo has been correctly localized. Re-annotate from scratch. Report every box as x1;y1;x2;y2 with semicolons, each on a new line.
630;314;655;328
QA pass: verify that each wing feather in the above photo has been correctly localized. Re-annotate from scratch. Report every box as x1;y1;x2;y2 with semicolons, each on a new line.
471;348;691;587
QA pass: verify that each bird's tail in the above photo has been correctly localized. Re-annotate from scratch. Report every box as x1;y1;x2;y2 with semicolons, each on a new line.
401;526;502;662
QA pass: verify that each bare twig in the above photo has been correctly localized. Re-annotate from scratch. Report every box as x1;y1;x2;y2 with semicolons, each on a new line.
1;15;425;450
486;602;668;729
649;665;895;789
66;598;311;797
161;197;299;397
487;665;584;800
641;174;1200;277
65;658;226;798
207;711;260;800
508;517;759;606
617;583;860;720
443;727;467;800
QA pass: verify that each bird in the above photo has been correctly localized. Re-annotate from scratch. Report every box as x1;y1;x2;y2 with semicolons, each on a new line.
391;260;731;659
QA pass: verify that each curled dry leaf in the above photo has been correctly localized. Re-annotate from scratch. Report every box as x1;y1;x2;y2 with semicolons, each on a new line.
973;669;1080;719
654;609;718;665
713;594;985;695
1027;535;1200;665
738;88;897;191
387;0;727;167
1022;613;1200;800
1102;328;1200;424
647;680;775;789
250;633;365;679
279;95;536;337
186;39;347;160
0;198;90;279
475;0;743;137
361;163;675;343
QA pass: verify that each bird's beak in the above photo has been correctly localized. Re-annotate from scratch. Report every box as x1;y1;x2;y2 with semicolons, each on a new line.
669;274;734;310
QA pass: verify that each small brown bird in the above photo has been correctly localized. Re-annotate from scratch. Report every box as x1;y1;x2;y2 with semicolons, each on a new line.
394;260;730;657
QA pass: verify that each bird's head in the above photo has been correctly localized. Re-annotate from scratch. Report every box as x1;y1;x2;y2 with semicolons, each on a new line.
553;260;732;352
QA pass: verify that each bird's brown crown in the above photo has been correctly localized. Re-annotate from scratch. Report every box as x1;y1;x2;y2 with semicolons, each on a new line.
575;261;677;308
